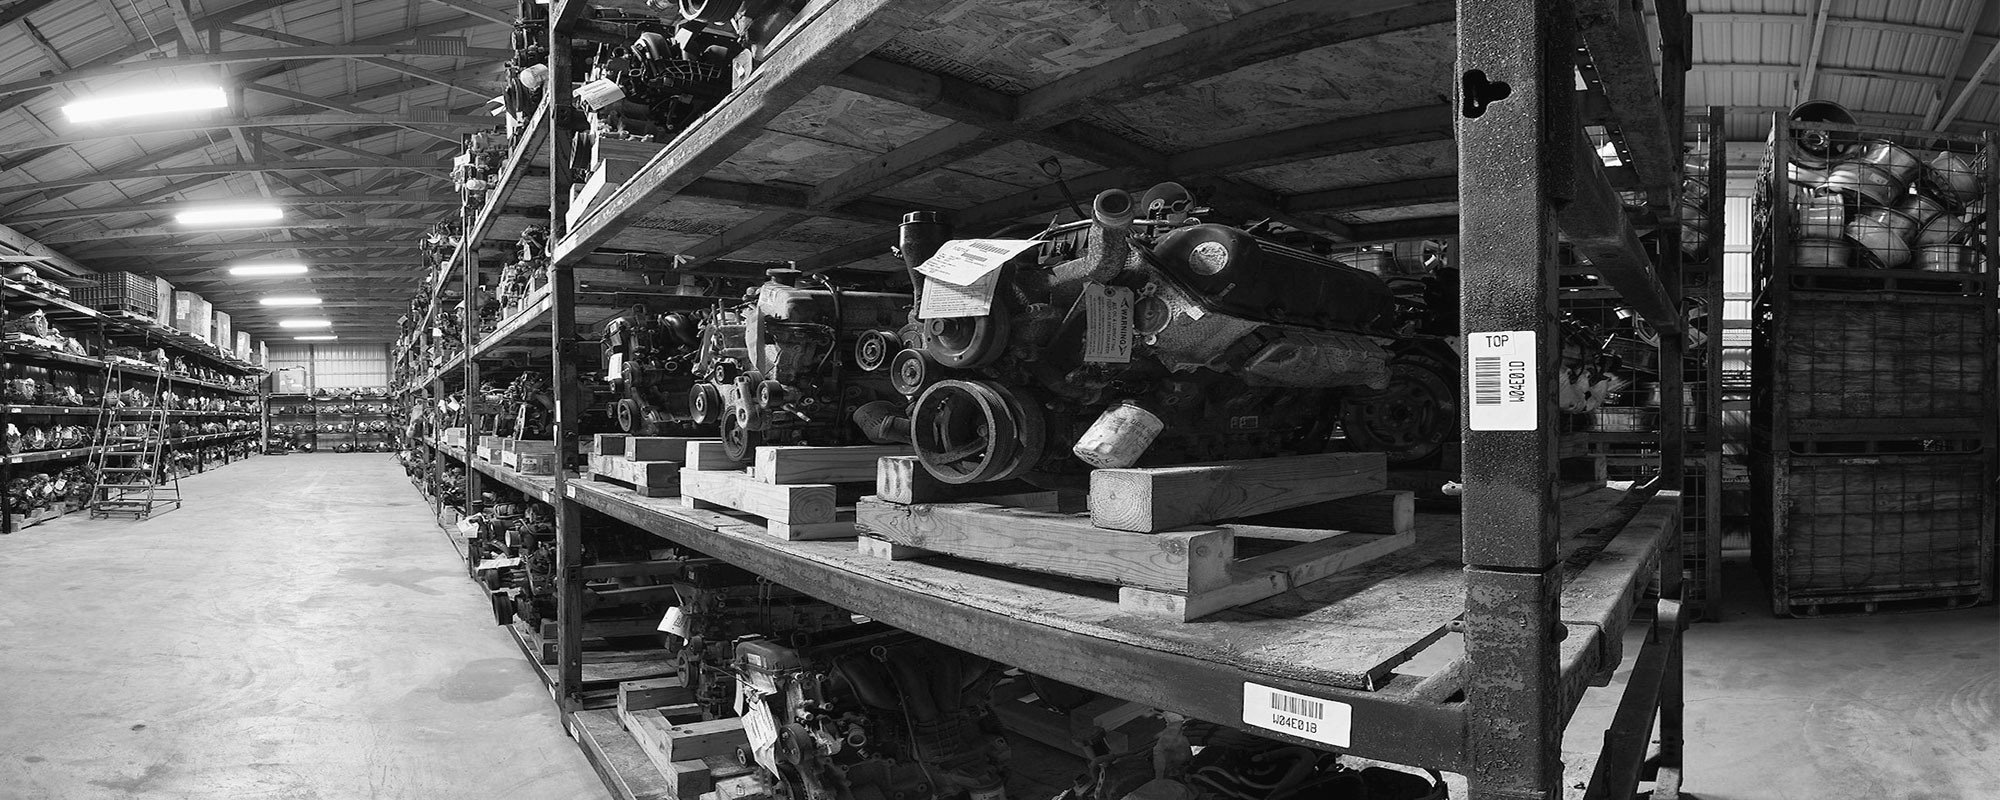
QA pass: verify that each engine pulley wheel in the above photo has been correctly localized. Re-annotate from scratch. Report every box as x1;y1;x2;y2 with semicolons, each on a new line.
757;379;788;409
888;348;935;398
1339;351;1457;467
923;307;1008;369
913;380;1041;484
853;330;894;372
720;406;764;462
615;398;644;433
688;383;723;425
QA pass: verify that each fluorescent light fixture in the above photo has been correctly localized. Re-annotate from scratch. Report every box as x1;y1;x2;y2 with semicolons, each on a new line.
62;86;228;123
293;335;339;341
176;205;283;226
278;319;332;329
258;296;322;306
229;263;308;276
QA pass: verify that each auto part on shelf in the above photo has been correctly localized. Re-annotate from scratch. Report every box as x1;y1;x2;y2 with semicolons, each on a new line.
693;269;912;461
603;304;707;435
663;560;854;718
873;186;1464;481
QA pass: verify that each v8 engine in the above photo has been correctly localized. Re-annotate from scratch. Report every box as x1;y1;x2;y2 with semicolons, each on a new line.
855;185;1456;484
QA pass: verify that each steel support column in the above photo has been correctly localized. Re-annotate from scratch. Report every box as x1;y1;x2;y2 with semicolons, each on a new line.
462;206;484;528
1457;0;1571;797
548;2;587;714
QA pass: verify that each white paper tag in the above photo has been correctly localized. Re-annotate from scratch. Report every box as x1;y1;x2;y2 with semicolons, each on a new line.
1467;330;1537;431
1082;284;1135;363
913;239;1041;286
739;694;782;774
917;269;1001;319
657;606;689;639
1241;681;1351;747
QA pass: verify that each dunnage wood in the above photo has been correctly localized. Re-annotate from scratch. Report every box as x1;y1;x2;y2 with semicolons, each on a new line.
588;435;717;497
857;456;1413;620
677;443;911;540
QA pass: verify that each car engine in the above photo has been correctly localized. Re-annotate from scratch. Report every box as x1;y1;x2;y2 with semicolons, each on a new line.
602;305;707;435
730;626;1010;800
856;185;1461;484
690;271;911;461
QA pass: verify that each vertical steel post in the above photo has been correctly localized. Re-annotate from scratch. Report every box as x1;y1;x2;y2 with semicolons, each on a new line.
462;215;483;523
1457;0;1570;797
547;1;587;713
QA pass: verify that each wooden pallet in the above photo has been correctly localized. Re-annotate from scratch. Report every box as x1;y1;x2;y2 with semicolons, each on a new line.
620;708;752;800
678;442;910;541
589;434;713;497
857;454;1411;621
990;676;1157;755
1782;588;1987;618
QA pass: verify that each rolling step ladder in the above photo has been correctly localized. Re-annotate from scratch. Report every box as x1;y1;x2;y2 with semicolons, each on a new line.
87;366;181;519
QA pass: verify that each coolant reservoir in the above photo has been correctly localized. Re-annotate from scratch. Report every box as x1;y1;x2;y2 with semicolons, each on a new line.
1072;401;1164;469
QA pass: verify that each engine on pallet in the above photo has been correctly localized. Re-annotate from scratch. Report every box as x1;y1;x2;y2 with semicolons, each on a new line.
495;226;551;311
602;304;706;434
574;17;740;140
663;559;854;716
858;185;1462;484
690;270;912;461
730;626;1011;800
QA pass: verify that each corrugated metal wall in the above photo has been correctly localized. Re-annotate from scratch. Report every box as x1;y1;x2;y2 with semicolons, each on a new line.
266;344;391;392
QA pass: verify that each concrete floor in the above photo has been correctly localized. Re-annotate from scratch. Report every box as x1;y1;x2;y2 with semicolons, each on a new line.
0;454;602;800
0;454;1993;800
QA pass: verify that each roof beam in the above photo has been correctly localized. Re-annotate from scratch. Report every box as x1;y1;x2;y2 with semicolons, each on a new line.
0;0;63;30
72;241;421;259
244;84;460;145
0;0;293;120
18;19;71;70
1939;37;2000;130
259;129;405;164
0;113;491;156
1688;12;1995;46
164;0;207;54
417;0;514;26
1924;8;1986;128
0;43;509;98
1691;61;1970;89
218;25;493;97
1796;0;1834;102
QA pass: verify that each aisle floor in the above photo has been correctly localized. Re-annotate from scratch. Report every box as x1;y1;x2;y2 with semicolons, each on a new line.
0;454;603;800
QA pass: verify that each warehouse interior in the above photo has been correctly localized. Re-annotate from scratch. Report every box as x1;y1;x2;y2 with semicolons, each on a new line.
0;1;1994;799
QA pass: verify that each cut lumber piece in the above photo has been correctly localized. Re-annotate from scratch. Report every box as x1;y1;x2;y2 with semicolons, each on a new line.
623;712;748;800
581;560;689;580
991;679;1155;753
874;455;1050;505
685;441;746;470
592;454;682;497
628;436;711;462
618;676;695;718
1119;528;1417;621
1088;452;1387;533
857;535;933;561
854;498;1232;593
680;468;835;524
754;444;909;484
1231;490;1415;538
594;433;629;456
767;510;857;541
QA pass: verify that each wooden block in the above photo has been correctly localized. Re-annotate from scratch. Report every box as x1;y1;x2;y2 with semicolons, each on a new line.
755;445;909;484
618;676;695;718
664;760;714;800
711;774;772;800
857;535;934;560
767;516;857;541
500;451;521;470
685;441;746;471
594;433;629;456
678;468;836;524
854;498;1232;593
1233;490;1415;538
1119;529;1417;621
516;452;558;476
626;437;710;462
584;617;664;639
510;439;557;454
1089;452;1387;533
874;456;1048;505
1560;454;1608;483
623;712;747;799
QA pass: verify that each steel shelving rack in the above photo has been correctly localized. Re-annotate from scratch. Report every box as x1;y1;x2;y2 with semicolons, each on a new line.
394;1;1696;797
0;279;262;533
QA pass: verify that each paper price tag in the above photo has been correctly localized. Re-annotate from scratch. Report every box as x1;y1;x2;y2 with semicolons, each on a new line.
917;269;1001;319
657;606;689;639
913;239;1041;286
1241;682;1351;747
1082;284;1135;363
1467;330;1537;431
739;697;782;774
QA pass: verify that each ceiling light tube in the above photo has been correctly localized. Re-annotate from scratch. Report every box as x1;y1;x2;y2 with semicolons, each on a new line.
278;319;332;329
293;335;339;341
62;86;228;123
229;263;308;276
259;296;322;306
177;205;283;226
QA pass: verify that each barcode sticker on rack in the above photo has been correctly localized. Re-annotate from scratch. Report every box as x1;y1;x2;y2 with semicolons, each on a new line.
1467;330;1536;431
1241;682;1350;747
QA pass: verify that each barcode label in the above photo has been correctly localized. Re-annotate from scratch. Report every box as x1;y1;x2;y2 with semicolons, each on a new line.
1467;330;1537;431
1241;682;1350;747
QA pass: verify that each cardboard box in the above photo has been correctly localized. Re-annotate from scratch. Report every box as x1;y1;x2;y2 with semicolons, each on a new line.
257;341;267;366
442;427;467;446
514;452;557;476
174;291;211;341
235;332;251;360
212;311;231;350
153;277;174;324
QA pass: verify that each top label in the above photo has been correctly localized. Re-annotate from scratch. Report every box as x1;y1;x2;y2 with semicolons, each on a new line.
1466;330;1537;431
